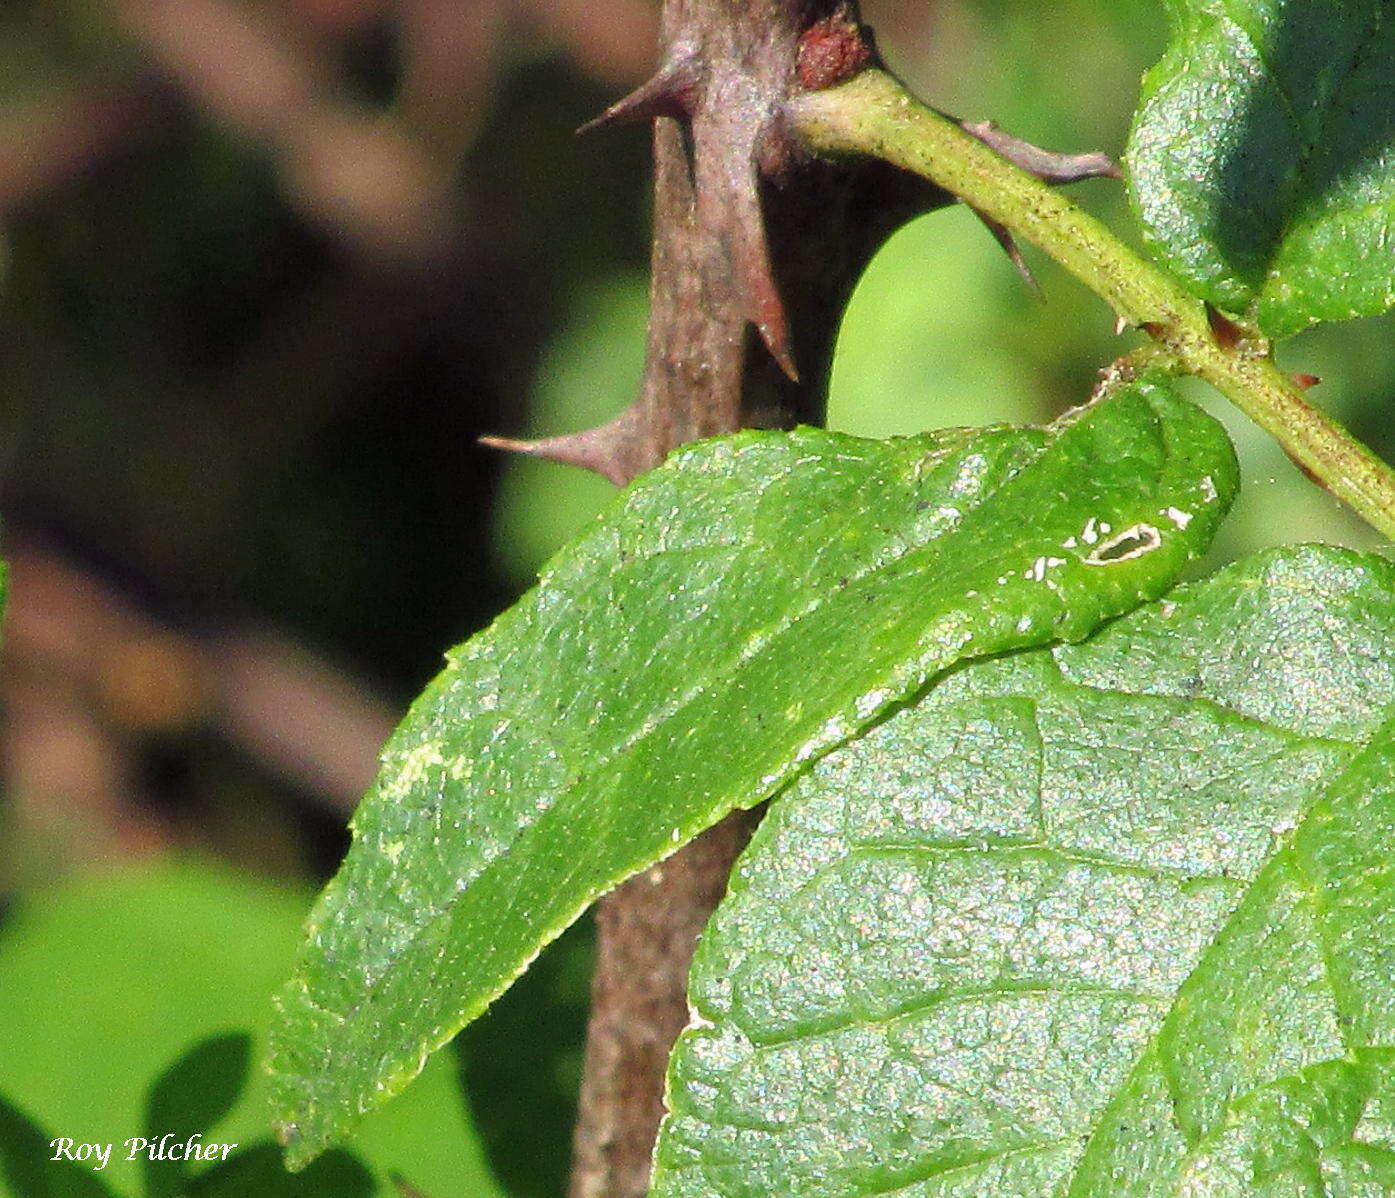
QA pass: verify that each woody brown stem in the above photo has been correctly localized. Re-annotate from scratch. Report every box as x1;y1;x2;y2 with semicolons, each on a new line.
570;808;764;1197
563;5;1131;1192
566;3;944;1194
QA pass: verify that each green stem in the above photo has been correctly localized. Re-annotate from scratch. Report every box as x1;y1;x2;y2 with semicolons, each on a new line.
790;69;1395;543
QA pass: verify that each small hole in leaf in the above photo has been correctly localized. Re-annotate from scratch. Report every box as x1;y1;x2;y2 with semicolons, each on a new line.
1084;522;1162;565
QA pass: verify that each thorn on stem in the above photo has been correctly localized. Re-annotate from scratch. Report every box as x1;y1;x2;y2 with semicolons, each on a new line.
479;420;633;485
587;44;799;381
1205;302;1244;351
971;206;1040;296
577;52;700;135
963;121;1122;184
1291;373;1322;391
726;166;798;380
1113;313;1130;335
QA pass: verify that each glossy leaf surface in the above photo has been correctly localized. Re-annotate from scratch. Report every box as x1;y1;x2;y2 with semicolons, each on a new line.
268;380;1235;1166
1128;0;1395;337
654;546;1395;1195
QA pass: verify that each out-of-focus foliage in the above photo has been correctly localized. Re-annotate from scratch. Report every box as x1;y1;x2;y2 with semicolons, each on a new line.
491;276;648;584
0;861;505;1198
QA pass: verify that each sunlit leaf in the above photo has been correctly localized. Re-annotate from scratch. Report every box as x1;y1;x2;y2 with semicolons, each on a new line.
653;546;1395;1195
1128;0;1395;338
269;379;1236;1167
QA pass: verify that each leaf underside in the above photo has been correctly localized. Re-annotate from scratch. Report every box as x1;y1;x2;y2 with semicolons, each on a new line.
1128;0;1395;338
267;380;1235;1167
652;545;1395;1197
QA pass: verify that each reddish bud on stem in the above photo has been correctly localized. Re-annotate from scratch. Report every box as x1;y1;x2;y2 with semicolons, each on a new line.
797;11;871;91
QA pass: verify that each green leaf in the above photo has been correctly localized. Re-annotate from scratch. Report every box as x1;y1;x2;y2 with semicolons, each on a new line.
1127;0;1395;338
652;545;1395;1196
268;378;1236;1167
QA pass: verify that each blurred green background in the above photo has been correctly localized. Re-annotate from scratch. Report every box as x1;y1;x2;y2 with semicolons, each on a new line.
0;1;1390;1195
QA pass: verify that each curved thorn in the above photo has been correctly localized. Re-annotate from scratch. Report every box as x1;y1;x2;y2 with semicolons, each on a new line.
971;205;1041;296
963;120;1122;184
577;53;700;136
726;165;798;381
1205;302;1244;351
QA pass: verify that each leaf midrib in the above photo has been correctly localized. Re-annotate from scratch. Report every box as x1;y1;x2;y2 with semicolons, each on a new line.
303;433;1046;1032
1063;723;1395;1193
1209;1;1385;303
